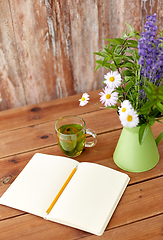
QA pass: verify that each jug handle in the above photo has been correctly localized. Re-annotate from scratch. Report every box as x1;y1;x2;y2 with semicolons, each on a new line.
155;131;163;146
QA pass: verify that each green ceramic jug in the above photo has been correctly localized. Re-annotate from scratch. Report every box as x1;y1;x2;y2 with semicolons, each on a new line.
113;126;160;172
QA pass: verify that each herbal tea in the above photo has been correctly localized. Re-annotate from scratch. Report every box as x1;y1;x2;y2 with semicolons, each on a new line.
57;124;86;157
55;116;97;157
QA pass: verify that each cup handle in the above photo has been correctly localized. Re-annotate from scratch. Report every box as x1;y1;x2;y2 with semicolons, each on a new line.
85;128;97;147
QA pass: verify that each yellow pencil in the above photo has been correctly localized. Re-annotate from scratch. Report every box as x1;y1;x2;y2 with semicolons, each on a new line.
46;167;77;214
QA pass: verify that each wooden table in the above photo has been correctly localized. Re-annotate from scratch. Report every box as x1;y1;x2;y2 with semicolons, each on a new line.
0;90;163;240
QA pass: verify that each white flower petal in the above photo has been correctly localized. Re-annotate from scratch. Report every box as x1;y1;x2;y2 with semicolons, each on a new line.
118;100;133;115
104;71;122;89
119;108;139;128
79;93;90;106
99;87;118;107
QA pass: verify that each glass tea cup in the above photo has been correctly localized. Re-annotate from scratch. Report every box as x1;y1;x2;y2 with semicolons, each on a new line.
55;115;97;157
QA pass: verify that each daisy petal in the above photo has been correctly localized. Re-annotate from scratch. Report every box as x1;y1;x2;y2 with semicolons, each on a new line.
118;100;133;115
79;93;90;106
99;87;118;107
120;108;139;128
104;71;122;89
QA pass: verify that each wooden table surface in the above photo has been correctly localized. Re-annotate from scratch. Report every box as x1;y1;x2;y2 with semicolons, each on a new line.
0;90;163;240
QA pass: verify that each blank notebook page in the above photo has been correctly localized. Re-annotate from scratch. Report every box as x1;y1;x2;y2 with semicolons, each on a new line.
0;153;78;217
47;162;129;235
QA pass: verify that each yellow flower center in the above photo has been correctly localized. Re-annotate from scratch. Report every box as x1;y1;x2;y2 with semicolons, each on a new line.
127;115;133;122
81;97;85;101
122;107;126;112
106;94;111;99
109;76;115;82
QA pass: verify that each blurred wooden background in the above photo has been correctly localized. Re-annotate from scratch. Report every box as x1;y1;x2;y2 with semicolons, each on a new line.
0;0;163;110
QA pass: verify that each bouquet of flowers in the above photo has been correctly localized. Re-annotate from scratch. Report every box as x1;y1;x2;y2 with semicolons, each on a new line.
79;13;163;144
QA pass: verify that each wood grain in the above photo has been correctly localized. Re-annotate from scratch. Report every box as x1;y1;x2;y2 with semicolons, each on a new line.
0;108;121;159
0;1;26;110
0;90;102;132
0;88;163;239
0;177;163;239
0;1;163;110
84;214;163;240
0;126;163;190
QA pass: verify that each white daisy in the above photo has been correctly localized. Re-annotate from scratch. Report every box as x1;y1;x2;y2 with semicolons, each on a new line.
99;87;118;107
79;93;90;106
104;71;122;89
118;100;133;115
120;108;139;128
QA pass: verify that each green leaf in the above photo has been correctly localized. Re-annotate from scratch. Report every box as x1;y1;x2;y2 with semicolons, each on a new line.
139;124;150;145
103;47;111;54
147;116;155;126
159;84;163;92
101;57;112;67
149;107;159;117
95;60;103;65
121;30;127;39
107;42;112;50
146;81;155;91
93;52;102;56
158;94;163;102
123;55;134;61
125;22;134;32
138;99;156;115
111;44;118;53
155;131;163;146
104;38;124;45
94;64;101;71
120;61;134;68
125;81;133;92
156;119;163;123
127;43;138;48
123;69;135;76
135;33;141;39
93;52;108;58
127;39;138;45
143;86;156;100
114;54;127;59
156;102;163;113
104;105;118;109
128;32;135;38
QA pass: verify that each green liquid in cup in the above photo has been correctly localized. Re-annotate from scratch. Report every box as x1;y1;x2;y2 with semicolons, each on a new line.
57;124;86;157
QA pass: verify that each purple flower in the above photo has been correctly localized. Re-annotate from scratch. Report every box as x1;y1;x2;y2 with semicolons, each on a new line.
138;13;163;99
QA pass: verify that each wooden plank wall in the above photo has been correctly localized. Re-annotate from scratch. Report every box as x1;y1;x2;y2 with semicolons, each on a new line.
0;0;163;111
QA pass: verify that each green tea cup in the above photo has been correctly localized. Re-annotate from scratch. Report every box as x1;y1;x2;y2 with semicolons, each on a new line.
55;115;97;157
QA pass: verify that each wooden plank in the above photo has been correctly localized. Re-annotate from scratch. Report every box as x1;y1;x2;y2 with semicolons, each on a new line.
0;1;26;110
116;0;141;37
0;213;87;240
8;0;59;105
0;130;120;187
0;177;163;239
0;121;56;158
0;90;102;132
1;1;163;110
0;85;162;137
0;107;122;158
84;214;163;240
0;90;162;240
0;122;163;187
0;129;163;219
107;176;163;230
0;103;162;160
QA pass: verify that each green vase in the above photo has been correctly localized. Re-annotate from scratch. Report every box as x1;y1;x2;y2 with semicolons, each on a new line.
113;126;159;172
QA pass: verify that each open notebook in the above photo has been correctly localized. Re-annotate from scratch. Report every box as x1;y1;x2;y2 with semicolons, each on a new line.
0;153;130;236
